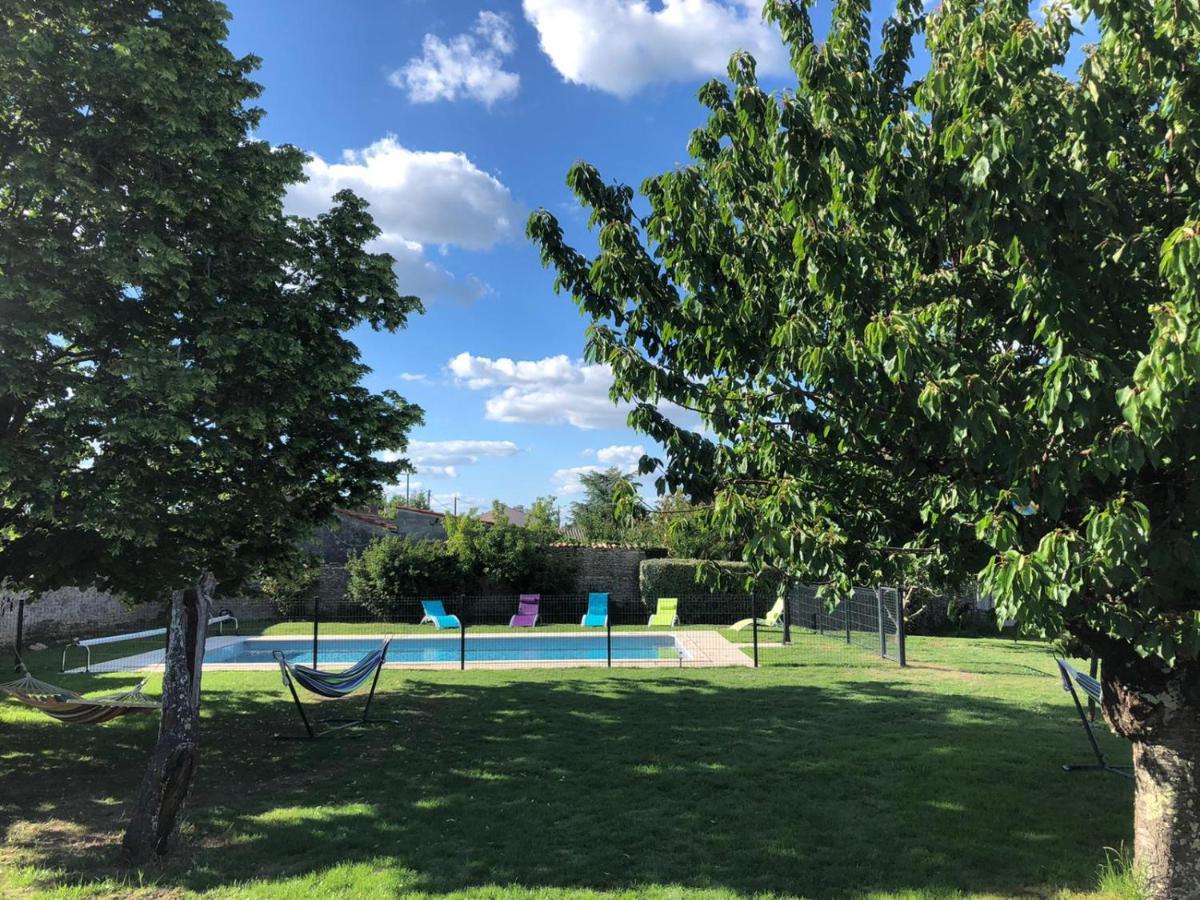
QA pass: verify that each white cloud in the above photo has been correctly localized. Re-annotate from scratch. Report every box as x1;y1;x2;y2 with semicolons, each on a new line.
595;444;645;470
383;237;488;303
551;464;605;495
377;439;520;483
286;136;523;303
393;11;520;106
417;464;458;479
522;0;787;97
448;352;700;431
408;439;522;468
448;352;580;390
290;136;522;249
397;372;428;383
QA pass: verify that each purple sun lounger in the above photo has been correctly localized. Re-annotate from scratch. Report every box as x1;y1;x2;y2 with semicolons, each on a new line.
510;594;540;627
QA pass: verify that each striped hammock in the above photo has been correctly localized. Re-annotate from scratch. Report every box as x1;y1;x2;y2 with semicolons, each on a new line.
275;640;391;699
0;666;159;725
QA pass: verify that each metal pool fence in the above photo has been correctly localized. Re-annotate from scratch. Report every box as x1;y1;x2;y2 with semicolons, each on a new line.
55;588;906;674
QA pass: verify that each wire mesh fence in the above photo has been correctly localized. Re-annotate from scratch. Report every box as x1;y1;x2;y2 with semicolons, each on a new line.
788;585;905;665
52;588;907;674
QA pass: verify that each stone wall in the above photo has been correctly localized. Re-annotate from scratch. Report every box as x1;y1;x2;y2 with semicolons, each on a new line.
555;546;648;601
309;514;392;565
0;587;275;650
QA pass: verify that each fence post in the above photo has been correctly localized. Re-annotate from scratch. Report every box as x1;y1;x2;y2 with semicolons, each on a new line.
460;618;466;671
606;613;612;668
876;588;887;659
781;587;791;645
845;594;852;644
751;596;759;668
895;587;907;667
312;594;320;668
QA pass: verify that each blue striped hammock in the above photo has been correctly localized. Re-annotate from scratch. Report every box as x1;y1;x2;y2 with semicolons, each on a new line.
275;641;390;697
273;639;392;739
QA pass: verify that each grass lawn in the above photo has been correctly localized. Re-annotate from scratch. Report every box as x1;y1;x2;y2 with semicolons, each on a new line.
0;635;1136;899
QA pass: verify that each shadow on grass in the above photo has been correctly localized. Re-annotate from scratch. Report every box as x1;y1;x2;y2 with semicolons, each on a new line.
0;669;1133;899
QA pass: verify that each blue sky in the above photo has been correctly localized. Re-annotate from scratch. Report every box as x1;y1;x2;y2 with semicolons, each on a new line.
221;0;1091;517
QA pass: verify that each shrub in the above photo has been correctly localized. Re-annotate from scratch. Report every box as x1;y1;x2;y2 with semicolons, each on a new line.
639;558;783;605
258;553;321;618
346;512;577;613
345;537;463;616
446;509;575;594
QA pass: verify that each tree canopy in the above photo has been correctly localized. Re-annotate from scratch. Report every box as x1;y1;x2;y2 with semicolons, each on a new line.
1;0;422;861
568;468;643;543
530;0;1200;894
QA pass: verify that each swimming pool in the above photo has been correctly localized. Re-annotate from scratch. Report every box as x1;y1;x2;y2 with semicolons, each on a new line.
203;633;683;666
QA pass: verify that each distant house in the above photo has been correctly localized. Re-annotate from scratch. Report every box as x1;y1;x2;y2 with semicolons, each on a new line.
479;504;528;527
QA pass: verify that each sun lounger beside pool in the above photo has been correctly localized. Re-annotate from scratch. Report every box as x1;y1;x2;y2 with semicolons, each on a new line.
420;599;461;629
581;592;608;627
510;594;540;627
730;597;784;631
648;597;679;627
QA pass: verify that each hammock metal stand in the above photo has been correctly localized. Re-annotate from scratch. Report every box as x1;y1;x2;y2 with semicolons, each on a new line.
1056;658;1133;779
273;638;396;740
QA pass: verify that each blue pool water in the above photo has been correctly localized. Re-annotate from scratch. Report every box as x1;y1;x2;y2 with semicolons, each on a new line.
205;634;681;665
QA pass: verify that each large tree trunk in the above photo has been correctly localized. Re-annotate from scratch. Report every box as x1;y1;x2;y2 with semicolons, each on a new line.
122;572;214;863
1100;650;1200;900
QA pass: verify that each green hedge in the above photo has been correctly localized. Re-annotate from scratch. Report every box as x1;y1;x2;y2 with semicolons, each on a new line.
638;558;784;605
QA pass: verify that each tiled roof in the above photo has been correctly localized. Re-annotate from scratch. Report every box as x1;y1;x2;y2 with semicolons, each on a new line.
392;505;445;519
335;508;397;531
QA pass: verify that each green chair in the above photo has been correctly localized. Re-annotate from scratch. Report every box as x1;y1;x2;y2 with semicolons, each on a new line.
648;597;679;627
730;597;785;631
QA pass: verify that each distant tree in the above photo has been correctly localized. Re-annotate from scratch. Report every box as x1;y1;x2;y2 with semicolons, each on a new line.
442;508;573;593
524;495;562;539
0;0;421;862
530;0;1200;893
405;491;432;511
374;488;427;518
569;468;642;543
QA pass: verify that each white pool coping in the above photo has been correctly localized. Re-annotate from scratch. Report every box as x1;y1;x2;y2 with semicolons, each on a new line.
69;629;752;673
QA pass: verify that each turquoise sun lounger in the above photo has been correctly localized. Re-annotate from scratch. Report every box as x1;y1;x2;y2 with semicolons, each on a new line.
420;599;461;629
581;592;608;627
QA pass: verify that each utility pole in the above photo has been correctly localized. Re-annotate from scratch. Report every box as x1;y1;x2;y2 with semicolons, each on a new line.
405;472;410;504
453;494;458;515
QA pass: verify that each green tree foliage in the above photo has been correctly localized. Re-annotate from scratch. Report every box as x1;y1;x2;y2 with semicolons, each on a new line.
258;554;322;619
446;507;574;593
658;492;743;560
0;0;421;862
348;507;575;611
524;495;562;538
529;1;1200;893
569;468;643;542
368;489;429;518
346;537;463;616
